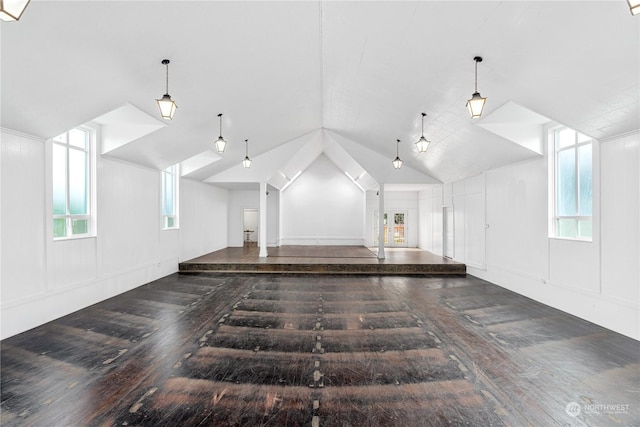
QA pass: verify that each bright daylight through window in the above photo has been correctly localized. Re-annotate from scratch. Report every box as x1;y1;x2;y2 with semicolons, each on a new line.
52;127;94;239
162;164;178;229
553;127;593;240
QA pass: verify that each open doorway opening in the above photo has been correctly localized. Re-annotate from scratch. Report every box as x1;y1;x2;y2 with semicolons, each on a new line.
374;210;408;247
243;208;259;247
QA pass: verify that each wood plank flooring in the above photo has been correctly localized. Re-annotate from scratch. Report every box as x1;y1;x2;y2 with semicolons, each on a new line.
180;246;466;275
1;273;638;426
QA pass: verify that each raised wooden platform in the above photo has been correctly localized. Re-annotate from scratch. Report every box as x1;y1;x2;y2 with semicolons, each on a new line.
179;246;466;275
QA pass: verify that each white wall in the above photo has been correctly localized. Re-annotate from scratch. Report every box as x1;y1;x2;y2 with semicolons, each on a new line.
180;179;229;261
281;154;365;245
453;132;639;340
0;129;229;339
227;189;279;247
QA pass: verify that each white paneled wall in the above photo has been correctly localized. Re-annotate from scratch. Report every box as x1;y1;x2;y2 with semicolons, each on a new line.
1;130;47;302
455;132;639;340
1;129;229;339
418;185;443;255
601;134;640;303
282;155;365;245
180;179;229;261
484;158;549;281
98;158;160;275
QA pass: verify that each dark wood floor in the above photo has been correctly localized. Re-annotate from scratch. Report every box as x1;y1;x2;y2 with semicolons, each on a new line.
180;246;466;275
2;273;638;426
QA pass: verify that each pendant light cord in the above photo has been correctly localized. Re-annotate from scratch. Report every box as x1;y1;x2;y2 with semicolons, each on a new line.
165;63;169;95
474;59;478;92
245;139;249;157
218;113;223;138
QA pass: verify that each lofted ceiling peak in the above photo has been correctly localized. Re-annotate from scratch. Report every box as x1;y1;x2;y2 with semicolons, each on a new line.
2;1;637;187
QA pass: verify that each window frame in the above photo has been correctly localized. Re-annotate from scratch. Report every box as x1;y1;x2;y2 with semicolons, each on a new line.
551;126;593;241
52;126;96;240
161;164;179;230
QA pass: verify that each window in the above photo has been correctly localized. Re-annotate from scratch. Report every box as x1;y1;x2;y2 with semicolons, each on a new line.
52;127;94;239
552;127;593;239
161;164;179;229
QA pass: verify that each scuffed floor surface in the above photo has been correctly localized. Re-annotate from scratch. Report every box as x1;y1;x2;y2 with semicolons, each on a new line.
2;274;638;426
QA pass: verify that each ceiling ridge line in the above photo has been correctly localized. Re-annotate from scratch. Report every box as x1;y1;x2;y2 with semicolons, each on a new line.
318;0;325;129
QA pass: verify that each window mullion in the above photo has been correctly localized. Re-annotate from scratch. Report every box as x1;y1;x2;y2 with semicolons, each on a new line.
574;135;579;231
66;138;72;236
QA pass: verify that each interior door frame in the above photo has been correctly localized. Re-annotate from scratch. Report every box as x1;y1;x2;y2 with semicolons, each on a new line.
374;210;408;248
242;207;259;244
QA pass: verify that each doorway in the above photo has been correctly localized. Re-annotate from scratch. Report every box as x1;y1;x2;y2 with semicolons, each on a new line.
374;210;408;247
242;208;258;246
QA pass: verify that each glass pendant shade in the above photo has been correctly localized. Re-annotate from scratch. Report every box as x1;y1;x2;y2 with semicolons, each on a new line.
215;136;227;153
0;0;31;21
466;92;486;118
156;94;177;120
415;136;430;153
392;156;403;169
628;0;640;15
242;139;252;168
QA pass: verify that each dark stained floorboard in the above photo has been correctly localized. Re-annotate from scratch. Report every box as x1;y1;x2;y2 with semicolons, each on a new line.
1;273;638;426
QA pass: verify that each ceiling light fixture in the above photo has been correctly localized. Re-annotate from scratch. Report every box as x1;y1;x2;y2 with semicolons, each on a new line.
214;113;228;153
466;56;487;118
0;0;31;21
415;112;431;153
392;139;403;169
242;139;252;168
156;59;177;120
627;0;640;15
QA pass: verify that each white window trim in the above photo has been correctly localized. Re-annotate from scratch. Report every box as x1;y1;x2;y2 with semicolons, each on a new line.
161;164;179;230
52;125;97;240
549;125;593;242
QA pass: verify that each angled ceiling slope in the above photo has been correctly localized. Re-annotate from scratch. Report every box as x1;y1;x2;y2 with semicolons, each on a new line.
206;129;439;190
1;1;637;185
93;103;166;155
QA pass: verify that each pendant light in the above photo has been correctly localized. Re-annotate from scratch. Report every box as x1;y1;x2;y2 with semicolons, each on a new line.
156;59;177;120
242;139;252;168
0;0;31;21
466;56;487;118
392;139;403;169
214;113;228;153
415;113;431;153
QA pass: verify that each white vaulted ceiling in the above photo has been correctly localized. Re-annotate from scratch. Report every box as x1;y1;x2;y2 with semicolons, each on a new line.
2;1;638;187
